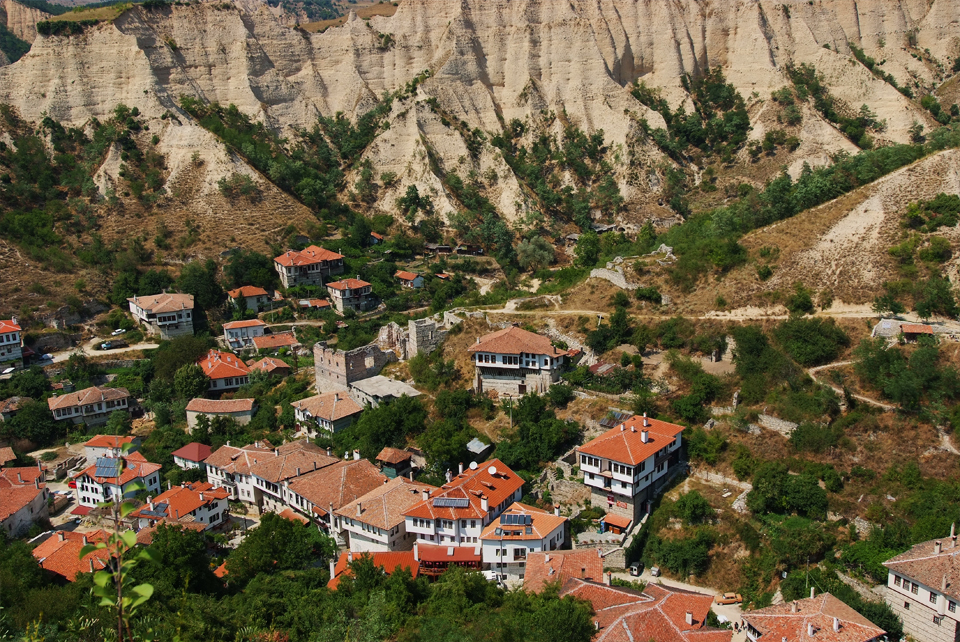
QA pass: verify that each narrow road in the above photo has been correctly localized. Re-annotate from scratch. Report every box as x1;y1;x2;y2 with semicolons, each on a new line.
50;338;159;363
807;361;896;411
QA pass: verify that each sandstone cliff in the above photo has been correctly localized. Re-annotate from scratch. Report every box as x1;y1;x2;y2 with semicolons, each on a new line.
0;0;50;43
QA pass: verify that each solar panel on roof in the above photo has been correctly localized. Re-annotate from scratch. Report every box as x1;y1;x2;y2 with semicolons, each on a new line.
501;514;532;526
140;502;169;518
432;498;469;508
95;457;121;478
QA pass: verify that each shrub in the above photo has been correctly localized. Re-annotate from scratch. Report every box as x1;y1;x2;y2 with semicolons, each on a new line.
774;317;849;366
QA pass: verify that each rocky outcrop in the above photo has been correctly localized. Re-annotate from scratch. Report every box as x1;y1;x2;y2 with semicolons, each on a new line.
0;0;49;44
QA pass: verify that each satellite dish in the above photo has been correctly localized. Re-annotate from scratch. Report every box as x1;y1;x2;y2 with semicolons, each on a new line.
488;465;498;475
469;462;478;470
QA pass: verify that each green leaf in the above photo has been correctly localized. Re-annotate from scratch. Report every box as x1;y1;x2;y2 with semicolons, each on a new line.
131;583;154;599
119;501;137;518
126;480;146;493
93;570;112;588
137;548;158;563
79;544;97;559
120;530;137;549
98;597;115;607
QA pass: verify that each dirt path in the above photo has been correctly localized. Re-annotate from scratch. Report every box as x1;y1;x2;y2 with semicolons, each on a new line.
807;361;896;411
50;338;160;363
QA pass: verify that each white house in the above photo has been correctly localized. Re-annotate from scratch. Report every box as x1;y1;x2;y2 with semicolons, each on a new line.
197;350;250;391
402;460;524;548
467;325;569;396
335;477;437;553
129;481;230;530
274;246;344;289
577;413;684;525
185;398;256;431
48;387;132;426
292;391;363;437
395;271;424;289
127;292;194;340
0;468;48;537
326;278;376;313
226;286;271;313
82;435;139;466
883;531;960;642
480;502;567;581
203;441;275;502
222;319;267;349
171;443;213;470
72;454;162;508
0;319;23;367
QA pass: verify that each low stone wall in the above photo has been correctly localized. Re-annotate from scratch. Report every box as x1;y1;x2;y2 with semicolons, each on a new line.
758;414;799;437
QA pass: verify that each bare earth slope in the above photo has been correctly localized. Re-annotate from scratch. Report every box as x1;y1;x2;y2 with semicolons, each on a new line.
0;0;50;44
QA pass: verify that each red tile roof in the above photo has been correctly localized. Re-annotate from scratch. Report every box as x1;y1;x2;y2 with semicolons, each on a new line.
214;561;228;578
0;466;45;487
327;278;372;291
900;324;934;335
559;579;730;642
74;455;161;487
403;459;523;521
171;442;213;463
523;549;605;593
289;459;387;517
0;447;15;465
415;542;482;563
467;326;566;357
327;550;419;589
252;333;298;350
376;447;411;465
274;246;343;267
0;320;21;333
578;415;684;466
370;232;384;241
197;350;250;380
278;507;310;525
742;593;885;642
0;485;44;523
480;502;567;542
248;357;291;374
83;435;136;449
227;286;269;299
129;482;228;524
222;319;267;330
246;442;339;484
136;521;207;545
48;387;131;412
336;476;437;530
127;292;194;313
185;398;256;414
32;530;111;581
292;392;363;422
884;537;960;601
204;441;275;475
297;299;331;309
603;514;632;529
395;271;419;281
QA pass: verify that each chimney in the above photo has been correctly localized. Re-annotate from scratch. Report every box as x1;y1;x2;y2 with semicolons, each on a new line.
82;535;88;545
642;413;649;427
952;523;957;547
459;462;464;475
148;497;154;510
545;554;550;563
605;572;611;586
57;531;65;542
445;469;453;483
554;504;560;517
328;503;335;529
89;558;95;573
329;559;336;579
594;621;599;631
936;540;943;554
347;552;353;563
641;430;649;444
481;495;489;512
791;602;798;613
357;502;362;517
353;450;360;461
167;481;171;490
274;449;279;456
833;617;840;632
227;441;231;447
808;623;814;637
581;567;586;578
326;447;332;457
620;424;625;432
296;467;301;476
685;611;693;626
422;489;430;501
409;471;414;481
810;587;816;598
16;473;21;483
34;477;40;489
414;542;419;561
199;492;205;502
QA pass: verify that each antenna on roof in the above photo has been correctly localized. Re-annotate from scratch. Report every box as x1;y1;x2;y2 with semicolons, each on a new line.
487;465;497;476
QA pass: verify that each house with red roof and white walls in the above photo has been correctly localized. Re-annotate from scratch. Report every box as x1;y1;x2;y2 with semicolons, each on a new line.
577;413;685;526
185;398;256;432
273;246;344;289
82;435;139;466
32;530;111;581
335;476;437;553
291;391;363;437
197;350;250;392
467;325;571;396
72;453;161;508
480;502;568;582
326;278;377;313
222;319;267;349
127;292;194;340
743;590;884;642
48;386;133;426
226;285;271;313
0;318;23;368
171;442;213;471
129;481;230;531
0;466;49;537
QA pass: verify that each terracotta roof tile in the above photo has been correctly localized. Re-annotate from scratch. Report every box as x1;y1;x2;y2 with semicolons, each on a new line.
395;271;419;281
403;459;523;521
274;246;343;267
336;477;437;530
524;549;604;593
0;399;23;417
885;537;960;601
126;292;194;313
415;543;481;563
289;459;387;516
197;350;250;380
227;286;269;299
0;446;15;465
204;441;275;475
376;447;411;465
33;530;111;581
603;514;633;529
135;521;207;545
466;325;565;357
328;550;419;589
247;442;340;484
248;357;291;374
480;502;567;541
900;323;934;334
578;415;684;466
185;398;256;414
222;319;267;330
48;387;131;412
129;482;228;524
74;455;161;487
292;392;363;422
742;593;885;642
278;508;310;525
0;485;44;522
83;435;136;449
327;278;372;291
297;299;330;309
252;333;299;350
0;466;45;487
171;443;213;462
0;320;21;333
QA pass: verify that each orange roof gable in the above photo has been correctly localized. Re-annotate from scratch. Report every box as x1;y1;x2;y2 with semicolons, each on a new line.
252;333;298;350
395;270;419;281
327;278;371;291
467;326;565;357
197;350;250;380
84;435;136;449
33;530;112;581
185;398;256;414
129;482;228;523
578;415;684;466
480;502;566;541
327;551;419;589
523;549;604;593
227;286;269;298
0;320;21;333
75;456;161;486
403;459;523;521
222;319;267;330
274;246;343;267
900;324;934;334
742;593;885;642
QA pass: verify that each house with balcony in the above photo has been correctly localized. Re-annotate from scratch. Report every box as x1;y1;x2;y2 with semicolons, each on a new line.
0;319;23;367
129;481;230;531
743;591;884;642
83;435;139;465
245;441;339;513
204;440;276;501
127;292;194;340
480;503;567;581
48;386;132;426
197;350;251;392
577;413;684;525
467;325;568;396
223;319;267;349
327;278;377;313
883;530;960;642
402;460;523;549
274;246;344;289
72;453;162;508
227;286;271;313
291;391;363;437
336;477;437;553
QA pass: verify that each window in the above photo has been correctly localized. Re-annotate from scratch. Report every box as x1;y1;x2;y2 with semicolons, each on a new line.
949;601;956;613
934;615;943;625
894;576;902;587
911;583;919;595
931;592;939;605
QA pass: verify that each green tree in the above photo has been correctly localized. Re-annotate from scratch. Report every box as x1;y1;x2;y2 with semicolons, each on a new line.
10;366;48;399
223;249;278;290
175;259;225;312
174;363;209;400
132;524;222;597
2;400;60;447
574;231;600;267
774;317;850;367
226;513;336;586
152;335;214;382
517;236;555;271
675;491;713;524
333;395;428;460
